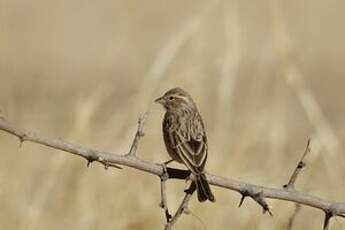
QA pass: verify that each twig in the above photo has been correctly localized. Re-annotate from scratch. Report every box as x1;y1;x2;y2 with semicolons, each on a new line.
283;139;311;190
164;183;196;230
164;193;192;230
283;139;311;229
160;164;172;222
1;117;345;228
286;203;301;230
323;211;334;230
126;113;148;157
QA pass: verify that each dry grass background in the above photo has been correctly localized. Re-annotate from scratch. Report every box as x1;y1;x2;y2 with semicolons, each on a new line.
1;0;345;229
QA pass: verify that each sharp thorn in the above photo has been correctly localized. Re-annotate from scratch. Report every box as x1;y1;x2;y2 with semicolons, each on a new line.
238;195;246;208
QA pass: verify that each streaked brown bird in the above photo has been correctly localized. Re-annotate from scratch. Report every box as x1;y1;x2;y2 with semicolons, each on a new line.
155;88;215;202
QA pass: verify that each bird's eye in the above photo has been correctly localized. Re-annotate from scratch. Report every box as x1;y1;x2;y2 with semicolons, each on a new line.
168;96;174;100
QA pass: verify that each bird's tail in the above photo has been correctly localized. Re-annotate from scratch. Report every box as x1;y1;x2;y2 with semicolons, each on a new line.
195;174;215;202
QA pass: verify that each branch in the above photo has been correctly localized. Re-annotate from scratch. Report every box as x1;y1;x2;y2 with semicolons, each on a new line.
1;117;345;228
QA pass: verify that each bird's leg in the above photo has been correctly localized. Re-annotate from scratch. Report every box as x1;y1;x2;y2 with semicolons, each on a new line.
183;178;197;195
185;172;195;183
183;173;195;193
159;159;174;180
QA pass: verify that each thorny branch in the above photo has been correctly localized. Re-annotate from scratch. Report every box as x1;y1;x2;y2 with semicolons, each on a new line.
1;116;345;229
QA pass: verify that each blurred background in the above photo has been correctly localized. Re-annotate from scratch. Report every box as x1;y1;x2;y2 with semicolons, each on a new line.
1;0;345;229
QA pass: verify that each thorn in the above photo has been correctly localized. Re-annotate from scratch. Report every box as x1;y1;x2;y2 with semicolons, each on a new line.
238;189;250;208
97;156;122;170
86;159;93;168
96;156;111;170
86;155;99;168
111;164;122;169
264;206;273;216
252;191;273;216
19;136;25;148
238;194;247;208
338;214;345;218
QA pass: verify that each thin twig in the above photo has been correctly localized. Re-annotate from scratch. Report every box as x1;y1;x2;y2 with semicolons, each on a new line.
323;211;333;230
286;203;301;230
283;139;311;229
1;117;345;228
160;165;172;222
126;113;148;157
283;139;311;190
164;183;196;230
164;193;192;230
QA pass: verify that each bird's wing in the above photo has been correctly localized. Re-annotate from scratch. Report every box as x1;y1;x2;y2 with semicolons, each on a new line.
172;125;207;174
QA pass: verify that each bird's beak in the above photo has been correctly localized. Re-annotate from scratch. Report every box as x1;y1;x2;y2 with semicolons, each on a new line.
154;96;164;104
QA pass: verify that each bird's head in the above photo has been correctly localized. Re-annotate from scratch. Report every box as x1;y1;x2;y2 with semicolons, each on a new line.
155;88;195;112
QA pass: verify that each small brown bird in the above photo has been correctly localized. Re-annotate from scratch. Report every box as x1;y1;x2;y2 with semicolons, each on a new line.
155;88;215;202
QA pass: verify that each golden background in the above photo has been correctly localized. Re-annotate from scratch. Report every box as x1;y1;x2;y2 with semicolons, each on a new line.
1;0;345;229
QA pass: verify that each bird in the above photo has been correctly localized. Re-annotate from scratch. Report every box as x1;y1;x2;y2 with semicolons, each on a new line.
155;87;215;202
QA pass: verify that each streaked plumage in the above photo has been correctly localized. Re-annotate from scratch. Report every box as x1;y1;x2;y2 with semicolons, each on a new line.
155;88;215;202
